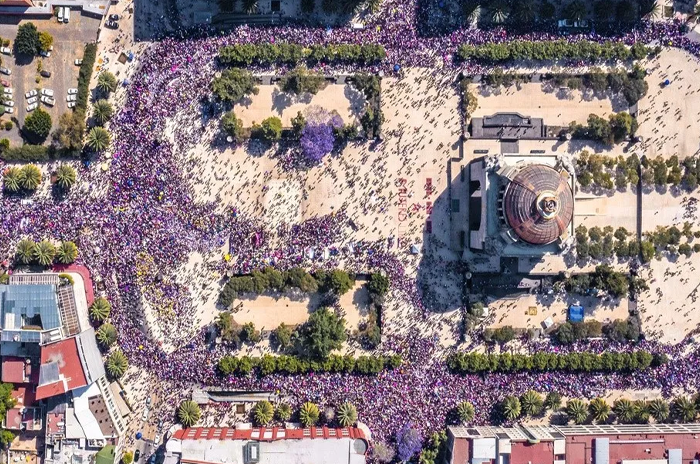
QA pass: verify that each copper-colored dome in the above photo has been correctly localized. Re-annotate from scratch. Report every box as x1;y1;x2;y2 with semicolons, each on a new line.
502;164;573;245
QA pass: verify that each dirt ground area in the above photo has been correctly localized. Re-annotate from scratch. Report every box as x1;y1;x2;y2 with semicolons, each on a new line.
470;82;616;126
233;84;365;127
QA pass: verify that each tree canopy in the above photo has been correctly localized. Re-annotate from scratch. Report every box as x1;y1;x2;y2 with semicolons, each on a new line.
23;108;52;142
212;68;259;103
296;307;347;359
15;23;39;56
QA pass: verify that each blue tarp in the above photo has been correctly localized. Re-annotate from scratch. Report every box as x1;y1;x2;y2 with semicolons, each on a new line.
568;305;584;322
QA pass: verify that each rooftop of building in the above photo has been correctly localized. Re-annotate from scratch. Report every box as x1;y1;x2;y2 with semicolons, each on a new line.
36;338;88;400
1;283;61;332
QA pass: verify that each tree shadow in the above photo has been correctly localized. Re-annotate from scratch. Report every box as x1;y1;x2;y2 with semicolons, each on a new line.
271;87;293;114
343;84;365;119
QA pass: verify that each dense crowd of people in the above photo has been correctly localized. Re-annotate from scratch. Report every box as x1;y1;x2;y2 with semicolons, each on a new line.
3;1;700;448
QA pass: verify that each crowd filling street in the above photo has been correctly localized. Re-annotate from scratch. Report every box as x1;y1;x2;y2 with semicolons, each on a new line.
4;0;700;448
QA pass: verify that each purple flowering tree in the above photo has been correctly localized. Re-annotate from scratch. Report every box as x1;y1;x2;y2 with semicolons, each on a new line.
300;123;335;161
395;422;422;462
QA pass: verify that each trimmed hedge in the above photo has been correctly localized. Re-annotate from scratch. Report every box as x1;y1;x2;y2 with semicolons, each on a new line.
76;43;97;116
457;41;654;63
447;351;662;374
0;144;49;161
218;43;386;66
218;353;402;376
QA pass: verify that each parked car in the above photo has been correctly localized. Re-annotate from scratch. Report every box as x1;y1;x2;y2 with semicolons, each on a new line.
67;88;78;95
40;50;51;58
134;450;141;462
41;89;54;97
41;96;55;106
0;68;11;76
57;6;64;21
64;8;70;22
146;397;152;407
1;80;9;87
66;94;77;102
141;408;149;421
3;88;12;95
27;96;38;105
106;20;119;29
4;107;13;114
40;70;51;78
26;103;37;112
67;101;76;108
74;58;82;65
109;13;120;20
25;90;37;99
0;47;10;55
4;101;14;107
153;434;161;445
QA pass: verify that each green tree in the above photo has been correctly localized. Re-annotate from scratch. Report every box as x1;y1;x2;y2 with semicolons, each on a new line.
563;0;587;20
215;311;239;344
456;401;475;424
299;401;320;426
609;112;638;144
23;108;52;141
96;323;118;347
53;111;86;153
280;66;326;95
318;269;354;295
337;402;358;427
367;273;390;297
14;23;39;56
19;164;42;190
566;399;588;424
0;429;14;449
121;452;134;464
97;72;118;94
55;164;76;190
240;322;261;344
520;390;543;416
90;297;111;322
86;127;111;152
212;68;259;103
291;111;306;140
672;396;697;423
16;239;37;264
648;398;669;423
253;400;274;425
93;99;114;125
56;241;78;264
252;116;282;142
106;350;128;378
589;398;610;423
501;396;521;421
221;110;244;142
296;307;347;359
38;31;53;52
545;392;562;410
178;400;201;427
272;323;293;351
613;398;635;423
3;167;21;192
276;402;292;421
34;240;56;266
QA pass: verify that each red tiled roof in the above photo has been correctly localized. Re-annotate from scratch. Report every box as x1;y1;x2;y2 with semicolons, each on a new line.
2;357;28;383
510;441;554;464
11;386;35;407
172;426;367;442
46;412;64;436
5;408;22;430
36;338;87;400
0;0;33;6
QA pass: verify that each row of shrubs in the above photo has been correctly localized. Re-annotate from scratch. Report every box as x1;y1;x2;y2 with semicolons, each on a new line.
76;43;97;116
217;353;402;376
457;41;655;63
0;144;49;161
218;43;386;66
218;267;355;307
447;350;665;374
569;112;638;146
545;65;648;106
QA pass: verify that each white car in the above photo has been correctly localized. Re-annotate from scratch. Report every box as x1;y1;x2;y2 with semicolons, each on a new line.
41;96;54;106
67;101;76;108
0;68;11;76
25;90;37;99
153;433;161;444
40;50;51;58
41;88;54;97
3;88;11;95
67;88;78;95
27;96;38;105
0;47;10;55
74;59;82;66
25;103;36;112
141;409;149;421
4;101;14;107
66;94;77;102
4;107;12;114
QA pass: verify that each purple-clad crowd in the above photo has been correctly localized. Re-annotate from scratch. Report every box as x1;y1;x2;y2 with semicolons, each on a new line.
1;2;700;447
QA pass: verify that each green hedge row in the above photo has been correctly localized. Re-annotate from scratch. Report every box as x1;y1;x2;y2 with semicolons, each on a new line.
218;353;402;376
0;144;49;161
76;43;97;116
457;41;654;63
447;351;663;374
218;43;386;66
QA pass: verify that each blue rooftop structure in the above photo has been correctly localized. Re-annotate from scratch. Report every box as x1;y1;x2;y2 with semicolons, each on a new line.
0;284;61;343
568;304;584;323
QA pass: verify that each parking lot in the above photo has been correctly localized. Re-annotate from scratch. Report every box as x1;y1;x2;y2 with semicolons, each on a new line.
0;13;101;145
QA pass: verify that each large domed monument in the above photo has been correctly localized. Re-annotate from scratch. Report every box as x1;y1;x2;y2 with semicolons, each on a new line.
467;153;576;258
